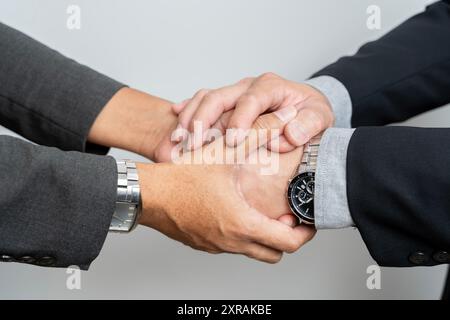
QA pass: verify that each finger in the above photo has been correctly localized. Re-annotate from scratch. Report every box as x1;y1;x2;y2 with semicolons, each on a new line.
178;89;210;130
266;135;297;153
188;78;254;134
277;214;298;227
226;75;290;146
284;106;330;147
247;212;316;253
172;98;191;114
294;224;317;244
241;242;283;264
176;89;210;145
210;110;233;135
225;94;269;146
223;106;297;161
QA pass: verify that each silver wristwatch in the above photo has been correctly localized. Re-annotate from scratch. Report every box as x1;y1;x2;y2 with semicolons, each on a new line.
286;134;322;224
109;160;142;233
298;135;321;174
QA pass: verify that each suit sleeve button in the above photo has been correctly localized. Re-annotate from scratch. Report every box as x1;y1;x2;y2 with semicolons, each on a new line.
432;251;449;263
0;255;14;262
37;256;56;266
19;256;36;264
409;251;428;265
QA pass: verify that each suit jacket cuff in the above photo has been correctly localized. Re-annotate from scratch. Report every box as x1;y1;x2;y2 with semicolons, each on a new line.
304;76;352;128
0;136;117;270
314;128;355;229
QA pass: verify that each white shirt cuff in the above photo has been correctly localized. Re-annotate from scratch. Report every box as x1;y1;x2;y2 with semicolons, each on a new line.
314;128;355;229
304;76;352;128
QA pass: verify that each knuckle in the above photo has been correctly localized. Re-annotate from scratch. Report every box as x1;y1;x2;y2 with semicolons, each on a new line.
245;252;257;261
258;72;279;81
303;108;325;130
285;238;301;253
238;77;254;86
256;253;282;264
268;253;283;264
203;90;222;103
237;92;264;111
239;92;258;104
195;88;209;97
178;112;191;127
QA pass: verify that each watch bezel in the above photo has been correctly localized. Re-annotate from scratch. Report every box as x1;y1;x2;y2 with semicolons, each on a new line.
287;171;315;224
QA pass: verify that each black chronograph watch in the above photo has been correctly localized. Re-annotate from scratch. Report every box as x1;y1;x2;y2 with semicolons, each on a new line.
287;135;322;224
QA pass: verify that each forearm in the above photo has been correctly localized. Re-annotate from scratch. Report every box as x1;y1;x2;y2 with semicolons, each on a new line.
87;87;177;161
0;22;124;152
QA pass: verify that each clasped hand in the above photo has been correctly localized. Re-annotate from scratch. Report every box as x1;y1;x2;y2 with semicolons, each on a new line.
90;72;334;263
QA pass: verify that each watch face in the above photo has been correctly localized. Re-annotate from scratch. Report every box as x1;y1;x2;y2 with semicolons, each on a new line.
287;172;315;224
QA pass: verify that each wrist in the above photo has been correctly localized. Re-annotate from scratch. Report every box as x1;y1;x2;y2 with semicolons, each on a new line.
239;147;302;218
135;162;172;229
88;88;177;160
109;159;142;233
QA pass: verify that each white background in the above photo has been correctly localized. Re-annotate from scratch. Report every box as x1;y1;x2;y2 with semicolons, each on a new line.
0;0;448;299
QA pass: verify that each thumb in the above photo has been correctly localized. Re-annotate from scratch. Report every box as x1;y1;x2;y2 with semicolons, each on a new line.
284;106;330;147
253;105;299;131
227;105;298;157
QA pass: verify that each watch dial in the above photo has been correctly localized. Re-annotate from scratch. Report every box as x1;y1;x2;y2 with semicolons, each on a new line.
287;172;315;224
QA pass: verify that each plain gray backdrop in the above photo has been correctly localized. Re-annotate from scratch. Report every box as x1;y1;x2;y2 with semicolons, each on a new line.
0;0;448;299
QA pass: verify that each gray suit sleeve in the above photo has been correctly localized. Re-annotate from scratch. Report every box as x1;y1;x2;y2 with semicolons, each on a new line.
0;136;117;270
0;22;125;153
0;22;125;269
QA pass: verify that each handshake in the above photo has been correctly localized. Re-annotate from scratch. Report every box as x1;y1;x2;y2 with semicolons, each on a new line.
89;73;335;263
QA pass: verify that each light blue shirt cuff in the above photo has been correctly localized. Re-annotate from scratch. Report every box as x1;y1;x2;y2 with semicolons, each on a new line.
304;76;352;128
314;128;355;229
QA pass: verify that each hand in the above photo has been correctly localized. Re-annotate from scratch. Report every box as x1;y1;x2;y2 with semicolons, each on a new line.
173;72;334;152
136;109;315;263
171;108;316;250
87;87;179;162
136;161;315;263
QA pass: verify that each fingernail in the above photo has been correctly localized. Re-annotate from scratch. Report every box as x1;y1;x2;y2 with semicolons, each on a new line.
274;106;297;122
226;128;247;147
287;120;309;145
